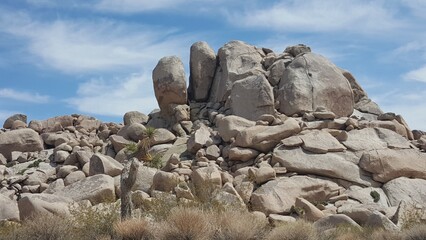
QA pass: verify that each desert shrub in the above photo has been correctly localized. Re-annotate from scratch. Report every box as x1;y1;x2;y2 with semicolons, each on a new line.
142;153;163;169
137;194;178;221
211;210;268;240
265;220;317;240
370;190;380;203
0;213;75;240
125;143;138;154
114;218;154;240
160;207;213;240
70;202;120;240
403;224;426;240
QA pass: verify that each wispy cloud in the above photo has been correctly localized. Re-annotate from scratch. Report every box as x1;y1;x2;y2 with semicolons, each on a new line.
227;0;404;35
65;72;159;116
0;88;49;103
404;65;426;83
0;10;194;73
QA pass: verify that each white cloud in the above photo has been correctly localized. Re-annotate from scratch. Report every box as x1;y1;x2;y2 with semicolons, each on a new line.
0;10;193;73
94;0;187;13
404;65;426;83
227;0;403;35
0;88;49;103
94;0;230;13
65;72;159;116
401;0;426;19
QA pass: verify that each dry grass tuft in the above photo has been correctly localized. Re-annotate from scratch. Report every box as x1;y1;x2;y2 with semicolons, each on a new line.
211;210;268;240
266;220;317;240
403;224;426;240
114;218;154;240
161;207;213;240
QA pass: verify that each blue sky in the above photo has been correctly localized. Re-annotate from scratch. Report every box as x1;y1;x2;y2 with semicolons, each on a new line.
0;0;425;130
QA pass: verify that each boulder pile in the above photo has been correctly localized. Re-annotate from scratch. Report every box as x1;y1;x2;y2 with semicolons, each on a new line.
1;41;425;230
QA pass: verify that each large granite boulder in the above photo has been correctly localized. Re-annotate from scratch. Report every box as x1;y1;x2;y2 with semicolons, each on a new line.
188;41;216;101
209;41;264;103
3;113;27;129
251;175;340;215
278;53;354;117
230;74;275;121
216;115;255;142
18;193;73;220
0;129;43;160
273;147;375;186
54;174;115;205
153;56;187;119
89;153;123;177
382;177;426;206
359;149;426;182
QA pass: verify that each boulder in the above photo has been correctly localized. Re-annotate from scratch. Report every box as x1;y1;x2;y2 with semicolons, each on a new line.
382;177;426;207
151;128;176;145
0;195;19;221
345;186;390;207
131;165;158;193
152;56;187;119
151;171;180;193
64;171;86;186
109;135;133;153
191;166;222;192
365;210;399;231
295;197;325;222
188;41;216;101
300;130;346;153
34;115;74;133
89;153;123;177
313;214;361;231
278;53;354;117
0;129;43;160
18;193;73;220
54;174;115;205
235;118;301;152
187;124;211;153
11;120;27;130
209;40;264;103
268;59;288;86
359;149;426;182
230;74;275;121
250;175;340;215
123;111;148;125
273;146;373;186
284;44;311;57
3;113;27;129
216;115;255;142
228;147;259;162
343;128;410;152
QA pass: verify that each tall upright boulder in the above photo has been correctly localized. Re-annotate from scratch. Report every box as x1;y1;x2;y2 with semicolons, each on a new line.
230;74;275;121
153;56;187;120
278;53;354;117
188;41;216;101
209;41;264;103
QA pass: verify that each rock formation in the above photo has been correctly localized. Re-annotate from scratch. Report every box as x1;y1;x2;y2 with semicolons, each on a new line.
0;41;425;232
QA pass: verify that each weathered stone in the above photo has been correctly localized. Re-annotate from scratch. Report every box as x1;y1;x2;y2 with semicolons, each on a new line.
273;146;373;186
131;165;157;193
230;74;274;121
205;145;220;160
216;115;256;142
54;174;115;205
188;41;216;101
295;197;325;222
280;136;303;147
383;177;426;207
268;59;287;86
0;194;19;221
251;175;340;215
250;166;276;184
0;129;43;160
191;166;222;193
43;179;65;194
151;128;176;145
153;56;187;119
365;210;399;231
3;114;27;129
151;171;180;193
278;53;354;117
359;149;426;183
355;97;383;115
235;118;301;152
300;130;346;153
209;40;264;103
89;153;123;177
284;44;311;57
64;171;86;186
11;120;27;130
313;214;361;231
109;135;132;153
54;150;69;163
345;186;390;207
57;165;78;179
18;193;72;220
228;147;259;162
268;214;296;227
343;128;410;152
187;124;211;153
123;111;148;125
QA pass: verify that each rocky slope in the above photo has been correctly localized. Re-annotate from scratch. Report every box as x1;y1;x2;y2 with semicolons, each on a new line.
1;41;425;230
